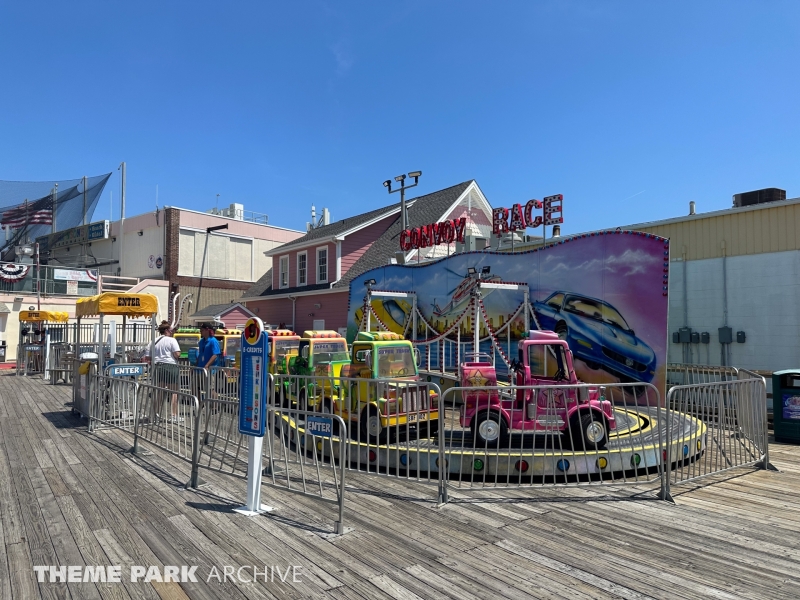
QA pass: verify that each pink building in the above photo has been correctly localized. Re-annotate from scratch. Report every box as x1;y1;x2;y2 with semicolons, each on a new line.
241;181;494;334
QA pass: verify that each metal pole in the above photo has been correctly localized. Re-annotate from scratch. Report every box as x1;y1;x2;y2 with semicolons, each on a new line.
35;243;40;310
119;162;126;276
52;184;58;234
82;175;87;226
400;183;407;231
473;290;480;361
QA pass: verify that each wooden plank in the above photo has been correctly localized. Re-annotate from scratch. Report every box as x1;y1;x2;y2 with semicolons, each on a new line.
7;541;40;600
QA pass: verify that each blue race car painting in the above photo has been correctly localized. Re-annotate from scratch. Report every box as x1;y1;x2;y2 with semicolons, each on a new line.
533;291;657;383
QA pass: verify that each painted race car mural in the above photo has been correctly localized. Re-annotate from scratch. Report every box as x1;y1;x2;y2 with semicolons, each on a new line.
347;230;669;397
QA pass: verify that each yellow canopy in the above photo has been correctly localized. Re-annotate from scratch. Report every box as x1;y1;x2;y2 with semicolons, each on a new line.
19;310;69;322
75;293;159;317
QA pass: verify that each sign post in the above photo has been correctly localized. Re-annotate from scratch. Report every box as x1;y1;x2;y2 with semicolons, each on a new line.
234;317;274;516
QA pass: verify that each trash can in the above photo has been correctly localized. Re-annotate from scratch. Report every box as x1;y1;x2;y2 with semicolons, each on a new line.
772;370;800;443
73;352;99;418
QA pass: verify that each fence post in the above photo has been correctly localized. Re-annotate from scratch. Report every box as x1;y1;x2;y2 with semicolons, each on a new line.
437;385;449;505
186;395;205;489
130;383;143;456
658;387;674;503
754;378;778;472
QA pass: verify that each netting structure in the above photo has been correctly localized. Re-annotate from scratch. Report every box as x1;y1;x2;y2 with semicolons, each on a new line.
0;173;112;258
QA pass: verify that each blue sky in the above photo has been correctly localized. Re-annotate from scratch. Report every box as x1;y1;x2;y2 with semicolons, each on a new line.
1;1;798;235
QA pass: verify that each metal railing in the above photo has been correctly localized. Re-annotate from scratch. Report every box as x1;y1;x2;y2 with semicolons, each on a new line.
133;382;199;462
440;383;664;495
662;375;770;499
265;404;347;534
88;373;139;433
74;361;772;521
274;373;444;499
667;364;739;387
0;262;98;296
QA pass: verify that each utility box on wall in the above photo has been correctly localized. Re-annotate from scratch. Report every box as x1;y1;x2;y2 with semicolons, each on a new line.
679;327;692;343
737;331;746;343
700;332;710;344
719;326;733;344
690;332;700;344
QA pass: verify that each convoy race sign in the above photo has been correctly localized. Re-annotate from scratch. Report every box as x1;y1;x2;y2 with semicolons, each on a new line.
399;217;467;251
492;194;563;237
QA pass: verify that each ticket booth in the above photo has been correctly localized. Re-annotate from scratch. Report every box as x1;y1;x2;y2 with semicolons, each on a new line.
16;310;69;377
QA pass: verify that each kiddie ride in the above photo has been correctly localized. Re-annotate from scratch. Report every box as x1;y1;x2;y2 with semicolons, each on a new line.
275;329;705;482
280;330;439;441
460;331;615;449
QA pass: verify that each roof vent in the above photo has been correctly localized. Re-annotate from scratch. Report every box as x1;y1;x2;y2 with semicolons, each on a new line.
732;188;786;208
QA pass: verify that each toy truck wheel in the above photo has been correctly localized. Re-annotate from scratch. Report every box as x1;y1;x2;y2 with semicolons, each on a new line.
360;405;383;442
568;413;608;450
472;411;508;448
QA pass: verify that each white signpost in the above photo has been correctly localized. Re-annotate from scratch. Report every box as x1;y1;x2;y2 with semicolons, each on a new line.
233;316;275;517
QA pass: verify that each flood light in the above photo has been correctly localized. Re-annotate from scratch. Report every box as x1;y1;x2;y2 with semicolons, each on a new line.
467;267;477;275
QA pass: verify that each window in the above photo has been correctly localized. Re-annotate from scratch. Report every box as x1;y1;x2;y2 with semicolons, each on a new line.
297;251;307;286
528;344;567;379
316;247;328;283
279;256;289;288
546;293;565;310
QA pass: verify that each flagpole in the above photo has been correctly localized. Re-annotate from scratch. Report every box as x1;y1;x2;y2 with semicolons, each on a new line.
52;184;58;234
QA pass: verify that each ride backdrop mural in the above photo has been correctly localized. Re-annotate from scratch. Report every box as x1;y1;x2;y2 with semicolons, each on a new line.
347;230;670;397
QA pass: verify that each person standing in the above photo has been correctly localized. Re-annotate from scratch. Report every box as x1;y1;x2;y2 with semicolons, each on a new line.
144;320;182;421
198;323;221;370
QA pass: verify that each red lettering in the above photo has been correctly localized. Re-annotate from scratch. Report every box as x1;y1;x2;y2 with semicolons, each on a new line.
509;203;526;231
430;222;441;245
441;220;455;243
492;208;509;237
409;228;420;249
400;230;412;251
524;199;542;226
453;217;467;243
419;224;432;248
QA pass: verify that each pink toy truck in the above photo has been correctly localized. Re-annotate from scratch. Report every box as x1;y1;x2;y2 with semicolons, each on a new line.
459;331;616;449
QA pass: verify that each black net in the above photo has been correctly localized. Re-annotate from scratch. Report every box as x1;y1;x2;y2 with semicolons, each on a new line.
0;173;111;258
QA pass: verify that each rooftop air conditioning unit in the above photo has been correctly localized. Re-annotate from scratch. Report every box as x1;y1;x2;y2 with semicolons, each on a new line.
732;188;786;208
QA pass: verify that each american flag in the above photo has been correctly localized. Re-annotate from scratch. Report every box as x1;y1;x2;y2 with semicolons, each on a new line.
1;195;53;228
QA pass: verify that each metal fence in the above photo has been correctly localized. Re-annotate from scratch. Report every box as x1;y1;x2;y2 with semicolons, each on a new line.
265;404;347;535
87;373;138;433
76;362;772;524
440;383;664;495
667;364;739;387
274;373;444;499
662;374;771;499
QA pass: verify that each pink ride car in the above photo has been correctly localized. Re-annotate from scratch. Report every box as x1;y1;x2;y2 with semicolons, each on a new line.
460;331;616;449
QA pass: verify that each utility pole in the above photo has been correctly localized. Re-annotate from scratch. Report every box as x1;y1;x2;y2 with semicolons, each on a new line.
118;162;126;276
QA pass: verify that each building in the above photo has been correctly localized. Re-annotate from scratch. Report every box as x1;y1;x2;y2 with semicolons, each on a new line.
623;192;800;374
186;302;257;329
38;204;304;319
240;181;495;333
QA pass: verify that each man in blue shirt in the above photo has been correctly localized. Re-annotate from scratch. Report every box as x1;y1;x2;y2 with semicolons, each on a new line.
197;323;221;369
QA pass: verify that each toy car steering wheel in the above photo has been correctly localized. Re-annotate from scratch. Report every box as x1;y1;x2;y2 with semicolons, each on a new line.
554;368;566;382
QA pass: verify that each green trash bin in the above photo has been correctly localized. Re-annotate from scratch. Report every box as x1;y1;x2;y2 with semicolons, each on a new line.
772;370;800;443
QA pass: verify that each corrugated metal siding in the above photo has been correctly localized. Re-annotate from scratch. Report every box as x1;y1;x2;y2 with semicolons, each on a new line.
635;201;800;261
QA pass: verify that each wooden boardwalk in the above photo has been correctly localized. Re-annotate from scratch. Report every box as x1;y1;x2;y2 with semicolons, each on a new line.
2;374;800;600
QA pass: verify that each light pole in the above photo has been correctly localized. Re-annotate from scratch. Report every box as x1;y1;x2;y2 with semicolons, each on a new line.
383;171;422;231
